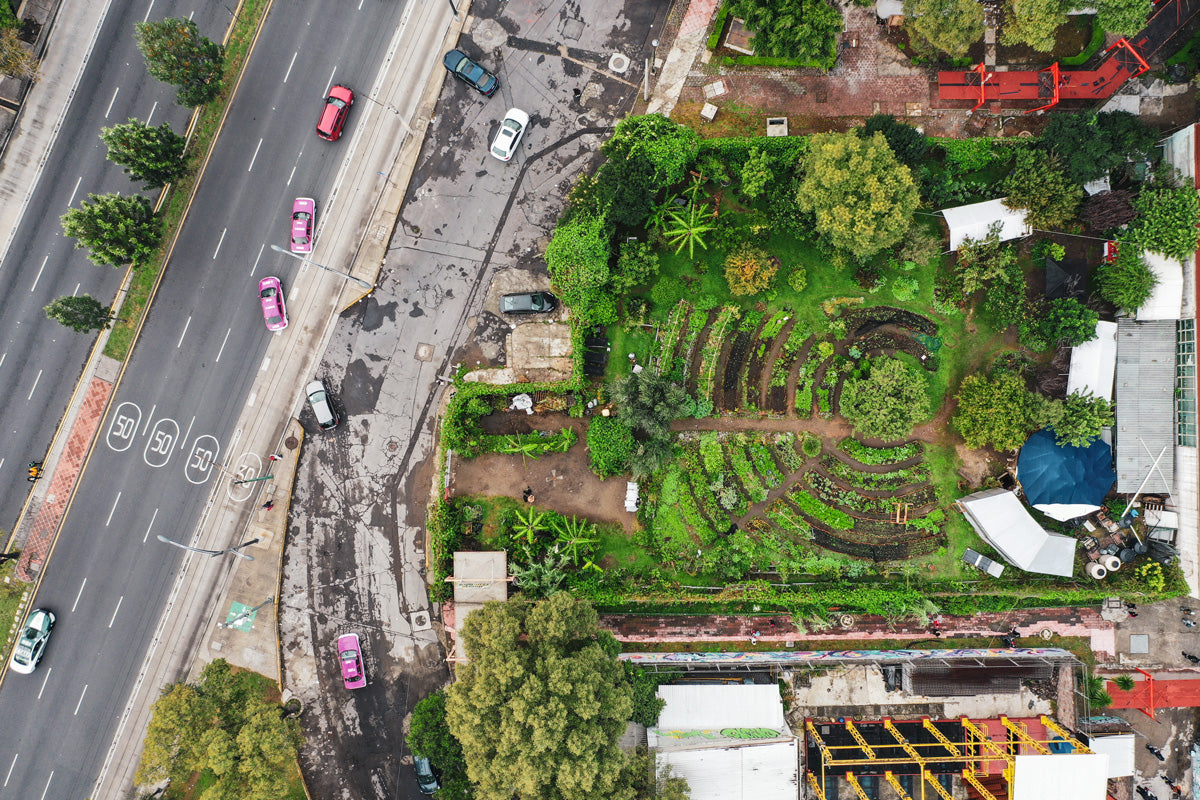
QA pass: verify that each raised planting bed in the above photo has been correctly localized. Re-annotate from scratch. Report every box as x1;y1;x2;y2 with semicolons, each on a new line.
697;306;741;402
771;432;806;472
725;436;768;503
844;305;937;337
855;331;938;372
837;438;924;466
806;471;939;519
820;455;932;493
654;299;692;373
811;528;942;561
720;330;753;407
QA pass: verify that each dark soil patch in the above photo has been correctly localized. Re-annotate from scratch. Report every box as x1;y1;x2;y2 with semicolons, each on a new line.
742;328;772;411
719;330;751;410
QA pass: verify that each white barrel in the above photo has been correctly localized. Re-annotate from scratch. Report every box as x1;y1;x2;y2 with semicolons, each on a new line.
1086;562;1108;580
1103;555;1122;572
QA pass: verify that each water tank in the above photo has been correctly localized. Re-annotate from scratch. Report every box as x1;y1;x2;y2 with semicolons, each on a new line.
1103;555;1123;572
1086;562;1108;580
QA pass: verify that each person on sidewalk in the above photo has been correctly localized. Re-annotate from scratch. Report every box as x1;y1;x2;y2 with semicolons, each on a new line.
262;500;275;511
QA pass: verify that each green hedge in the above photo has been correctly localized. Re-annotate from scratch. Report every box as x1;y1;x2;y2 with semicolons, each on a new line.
426;500;464;603
696;135;809;166
707;2;732;50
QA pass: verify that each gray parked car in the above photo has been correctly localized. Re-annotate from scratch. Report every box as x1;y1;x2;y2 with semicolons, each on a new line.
306;380;339;430
414;756;440;794
500;291;557;315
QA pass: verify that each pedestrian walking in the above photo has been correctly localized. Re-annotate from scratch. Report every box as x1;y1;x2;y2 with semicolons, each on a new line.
932;628;941;638
262;500;275;511
1146;744;1165;761
268;454;282;462
1128;610;1139;618
1183;607;1195;616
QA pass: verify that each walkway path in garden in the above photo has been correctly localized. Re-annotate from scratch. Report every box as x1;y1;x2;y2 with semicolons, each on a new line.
602;607;1117;660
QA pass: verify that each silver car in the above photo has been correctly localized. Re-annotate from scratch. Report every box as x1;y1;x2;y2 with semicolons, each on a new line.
306;380;339;431
10;608;55;674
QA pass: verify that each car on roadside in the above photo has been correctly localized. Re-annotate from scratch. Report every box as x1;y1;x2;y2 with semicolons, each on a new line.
414;756;440;794
500;291;557;315
258;276;288;332
336;633;366;690
306;379;340;430
290;197;315;254
10;608;55;674
442;49;498;96
316;85;355;141
490;108;530;162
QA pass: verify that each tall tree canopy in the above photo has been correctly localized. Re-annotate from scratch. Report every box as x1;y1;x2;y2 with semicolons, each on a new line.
1039;111;1159;185
408;690;472;800
45;294;116;333
445;594;636;800
726;0;842;68
862;115;929;167
839;356;931;441
904;0;985;58
952;371;1037;451
596;115;698;227
1096;0;1152;36
61;193;161;267
1000;0;1067;52
545;213;613;323
134;18;225;107
796;131;918;259
101;118;189;188
1096;246;1157;314
1001;149;1081;229
1127;175;1200;262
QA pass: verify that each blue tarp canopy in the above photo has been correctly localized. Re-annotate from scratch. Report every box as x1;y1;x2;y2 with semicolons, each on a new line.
1017;429;1116;521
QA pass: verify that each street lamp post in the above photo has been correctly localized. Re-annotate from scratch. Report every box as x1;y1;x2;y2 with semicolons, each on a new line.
156;535;260;561
269;245;372;291
359;93;415;136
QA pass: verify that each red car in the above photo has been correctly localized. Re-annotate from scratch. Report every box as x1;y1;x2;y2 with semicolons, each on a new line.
337;633;366;689
258;276;288;332
316;85;354;141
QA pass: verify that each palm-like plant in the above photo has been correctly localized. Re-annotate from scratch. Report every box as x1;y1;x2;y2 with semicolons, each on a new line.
663;202;717;258
550;515;598;565
512;507;547;546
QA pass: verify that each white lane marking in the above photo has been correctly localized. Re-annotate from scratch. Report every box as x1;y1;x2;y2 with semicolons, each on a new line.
27;369;42;401
72;578;87;613
250;242;264;276
187;9;193;20
0;459;5;472
247;390;257;407
324;66;337;96
142;0;155;22
180;415;195;452
108;596;123;628
38;771;53;800
287;164;297;186
73;282;81;295
212;227;227;260
176;316;191;348
0;352;6;371
142;404;156;435
37;668;52;699
247;138;263;172
215;327;232;363
104;87;119;119
73;686;87;715
143;508;158;543
30;256;48;292
283;51;297;83
146;100;158;125
358;0;364;10
4;753;17;786
106;492;121;526
260;356;271;371
66;175;82;207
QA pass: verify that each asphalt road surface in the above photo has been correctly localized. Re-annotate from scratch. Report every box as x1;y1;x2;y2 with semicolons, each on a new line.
0;1;408;797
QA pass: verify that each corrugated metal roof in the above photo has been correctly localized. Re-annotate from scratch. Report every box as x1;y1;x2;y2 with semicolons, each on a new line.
1115;319;1176;493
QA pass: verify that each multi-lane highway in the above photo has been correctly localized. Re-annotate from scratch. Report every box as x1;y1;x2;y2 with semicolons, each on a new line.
0;0;408;796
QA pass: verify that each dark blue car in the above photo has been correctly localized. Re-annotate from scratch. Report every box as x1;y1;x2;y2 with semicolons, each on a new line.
443;49;498;97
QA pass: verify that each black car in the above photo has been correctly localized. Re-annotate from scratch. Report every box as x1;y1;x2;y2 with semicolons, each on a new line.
500;291;557;315
443;49;498;96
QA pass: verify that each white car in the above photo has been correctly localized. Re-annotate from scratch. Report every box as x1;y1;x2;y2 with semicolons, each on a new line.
490;108;530;162
10;608;55;674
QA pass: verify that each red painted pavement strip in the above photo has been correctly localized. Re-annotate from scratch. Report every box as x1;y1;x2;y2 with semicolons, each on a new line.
1108;676;1200;709
16;377;112;582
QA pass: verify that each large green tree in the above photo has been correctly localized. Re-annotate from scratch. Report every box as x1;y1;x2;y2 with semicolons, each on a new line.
1040;298;1098;347
1001;149;1081;229
136;659;302;799
1039;111;1159;185
1051;391;1115;448
839;356;931;441
1096;246;1157;314
596;115;698;227
1127;177;1200;262
955;221;1017;296
45;294;117;333
725;0;842;67
862;115;929;167
796;131;918;259
408;690;472;800
1000;0;1067;51
61;193;161;267
545;213;613;323
444;594;636;800
101;119;188;188
904;0;985;58
134;18;224;107
952;371;1037;451
1096;0;1151;36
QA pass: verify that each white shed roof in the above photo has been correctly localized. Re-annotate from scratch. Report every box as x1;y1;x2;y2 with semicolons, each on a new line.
942;198;1031;251
1138;251;1185;321
1011;753;1109;800
958;489;1077;577
654;684;788;733
1067;320;1118;401
1086;734;1135;777
656;741;799;800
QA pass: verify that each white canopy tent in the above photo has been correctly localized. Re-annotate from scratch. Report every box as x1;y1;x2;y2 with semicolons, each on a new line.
1011;753;1110;799
942;198;1031;251
1067;320;1118;402
1138;251;1185;320
958;489;1077;577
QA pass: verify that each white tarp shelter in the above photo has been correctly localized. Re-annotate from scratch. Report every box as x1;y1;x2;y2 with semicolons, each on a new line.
1138;251;1185;321
1068;320;1118;402
1010;753;1109;799
942;198;1031;251
1085;734;1135;778
958;489;1077;577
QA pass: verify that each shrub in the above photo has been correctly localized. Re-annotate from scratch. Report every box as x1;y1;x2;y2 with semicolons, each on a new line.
1097;246;1157;314
587;417;635;478
724;243;778;296
839;356;931;441
801;433;822;458
890;276;919;302
1127;177;1200;262
787;267;808;293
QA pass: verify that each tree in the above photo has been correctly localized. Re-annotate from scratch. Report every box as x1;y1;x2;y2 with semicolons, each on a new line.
135;18;224;106
408;691;472;800
0;28;38;80
1127;176;1200;261
739;146;775;199
587;416;635;478
100;119;188;188
545;213;612;321
904;0;985;58
1096;246;1157;314
796;131;918;259
611;241;660;295
1082;189;1137;232
723;243;777;296
61;193;161;267
1040;298;1098;347
1096;0;1151;36
862;114;929;167
952;371;1037;451
726;0;842;67
45;295;117;333
1000;0;1067;51
612;371;690;441
955;221;1017;295
444;594;636;800
1039;111;1158;185
1001;149;1081;229
1051;391;1114;448
839;356;931;441
597;115;698;226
